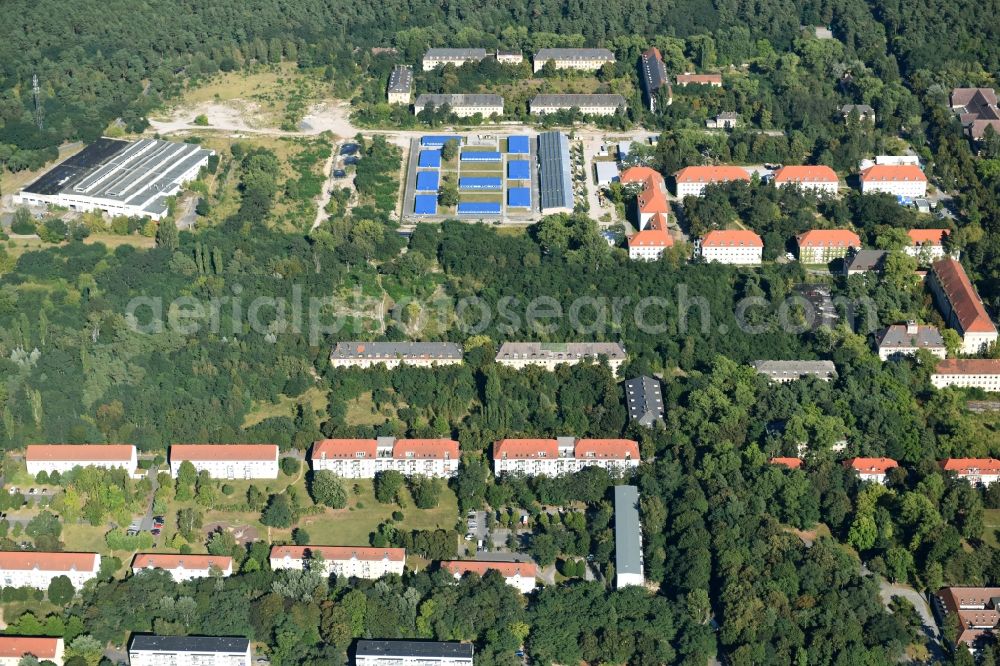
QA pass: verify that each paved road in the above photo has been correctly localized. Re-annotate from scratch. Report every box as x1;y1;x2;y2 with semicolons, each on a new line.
878;581;944;663
137;466;161;533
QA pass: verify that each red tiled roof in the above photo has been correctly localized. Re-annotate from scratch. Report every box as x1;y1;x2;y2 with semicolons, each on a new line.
773;165;838;183
701;229;763;247
0;551;99;571
269;545;405;562
940;458;1000;474
629;213;672;248
171;444;278;462
0;637;61;659
770;457;803;469
620;166;662;185
621;167;669;215
493;439;559;460
907;228;949;245
132;553;233;571
574;438;640;460
677;73;722;84
844;457;898;474
860;165;927;183
931;259;998;334
312;439;378;460
938;587;1000;645
392;439;460;460
26;444;134;462
933;358;1000;375
796;229;861;248
441;560;538;578
674;166;750;184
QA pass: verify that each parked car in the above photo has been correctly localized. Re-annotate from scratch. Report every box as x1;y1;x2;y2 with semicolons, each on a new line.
150;528;161;536
153;515;165;523
28;488;36;495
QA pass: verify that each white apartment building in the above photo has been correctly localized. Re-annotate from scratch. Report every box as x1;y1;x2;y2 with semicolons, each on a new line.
931;359;1000;391
859;164;927;198
310;438;461;479
355;640;473;666
421;48;487;71
673;165;750;198
940;459;1000;486
496;50;524;65
387;65;413;105
844;457;898;485
25;444;137;476
131;554;234;582
169;444;279;480
495;342;626;373
492;437;640;477
905;229;952;263
753;360;838;383
414;94;504;118
529;94;626;116
0;551;100;590
129;636;251;666
772;165;839;194
440;560;537;594
795;229;861;264
874;322;947;361
698;229;763;265
532;48;615;73
330;342;464;369
0;637;64;666
269;545;405;580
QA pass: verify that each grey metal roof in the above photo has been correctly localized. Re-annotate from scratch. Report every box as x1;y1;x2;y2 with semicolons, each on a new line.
876;324;945;349
22;138;130;195
640;49;668;94
496;341;626;360
840;104;874;115
535;48;615;61
614;485;643;577
129;635;250;654
624;376;664;426
424;48;487;60
414;94;504;109
537;131;574;211
388;65;412;93
844;249;887;272
356;640;474;660
331;341;463;361
753;360;837;381
531;94;627;110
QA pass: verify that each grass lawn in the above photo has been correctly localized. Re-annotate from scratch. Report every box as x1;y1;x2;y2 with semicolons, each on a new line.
459;192;503;203
298;480;459;546
983;509;1000;548
460;163;503;175
85;233;156;250
244;386;329;428
345;391;394;427
62;523;111;554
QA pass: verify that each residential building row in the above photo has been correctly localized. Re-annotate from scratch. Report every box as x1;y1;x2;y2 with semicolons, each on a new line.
493;437;639;477
269;545;406;580
697;230;763;265
0;551;100;590
26;443;138;476
420;47;614;74
131;554;234;582
357;640;473;666
129;635;252;666
441;560;538;594
494;342;627;373
0;637;64;666
529;94;626;116
414;94;504;118
931;358;1000;391
874;321;946;361
311;437;460;479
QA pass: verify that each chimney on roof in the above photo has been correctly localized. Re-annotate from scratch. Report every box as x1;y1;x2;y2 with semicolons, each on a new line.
906;321;918;335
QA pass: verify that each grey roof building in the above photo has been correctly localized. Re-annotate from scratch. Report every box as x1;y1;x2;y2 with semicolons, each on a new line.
355;640;474;665
640;47;671;111
843;249;887;275
387;65;413;103
496;342;626;363
753;360;838;383
533;48;616;73
624;376;664;426
414;94;503;110
614;485;644;589
530;94;627;115
537;131;574;213
422;48;488;71
129;635;251;658
840;104;875;121
875;322;946;360
330;342;464;368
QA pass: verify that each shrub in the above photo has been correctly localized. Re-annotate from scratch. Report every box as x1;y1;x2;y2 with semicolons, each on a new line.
280;457;300;476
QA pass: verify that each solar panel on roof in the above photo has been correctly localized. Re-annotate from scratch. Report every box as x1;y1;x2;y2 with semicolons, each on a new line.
414;195;438;215
457;201;502;214
507;187;531;207
418;150;442;168
507;136;530;154
507;160;531;180
416;172;440;192
459;177;502;190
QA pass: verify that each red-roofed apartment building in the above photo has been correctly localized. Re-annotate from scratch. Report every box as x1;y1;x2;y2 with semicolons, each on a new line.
905;228;952;263
492;437;639;477
270;545;405;580
844;457;898;484
698;229;763;265
928;258;998;354
621;167;673;260
936;587;1000;650
0;551;100;590
931;359;1000;392
311;437;460;478
441;560;538;593
169;444;279;480
0;636;64;665
131;554;234;581
940;459;1000;486
676;73;722;87
773;165;839;195
674;165;750;198
859;165;927;198
26;444;137;476
795;229;861;264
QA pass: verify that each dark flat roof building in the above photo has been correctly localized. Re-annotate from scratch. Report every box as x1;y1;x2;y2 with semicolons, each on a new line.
129;635;251;662
640;47;671;111
537;131;574;213
614;485;644;589
355;640;474;665
624;376;664;427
